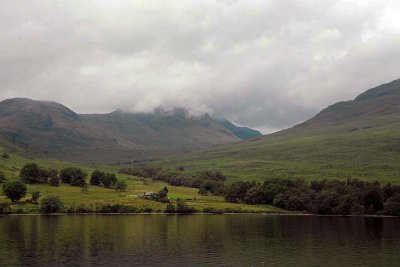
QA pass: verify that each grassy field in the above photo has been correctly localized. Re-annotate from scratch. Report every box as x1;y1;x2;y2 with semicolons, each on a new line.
0;149;282;214
153;121;400;184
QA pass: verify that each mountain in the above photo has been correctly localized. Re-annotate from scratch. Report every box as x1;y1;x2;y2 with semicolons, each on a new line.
216;118;261;140
158;78;400;183
0;98;259;163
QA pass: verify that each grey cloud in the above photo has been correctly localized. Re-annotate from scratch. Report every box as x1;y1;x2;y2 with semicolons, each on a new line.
0;0;399;133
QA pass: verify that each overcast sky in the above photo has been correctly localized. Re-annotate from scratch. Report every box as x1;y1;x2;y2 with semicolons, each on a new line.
0;0;399;132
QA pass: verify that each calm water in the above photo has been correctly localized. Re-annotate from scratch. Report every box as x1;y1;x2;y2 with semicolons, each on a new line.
0;215;399;266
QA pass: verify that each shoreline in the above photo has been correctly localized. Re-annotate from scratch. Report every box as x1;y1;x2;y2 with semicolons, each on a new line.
1;212;398;218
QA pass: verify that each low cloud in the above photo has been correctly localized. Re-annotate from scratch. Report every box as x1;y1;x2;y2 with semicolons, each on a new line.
0;0;399;132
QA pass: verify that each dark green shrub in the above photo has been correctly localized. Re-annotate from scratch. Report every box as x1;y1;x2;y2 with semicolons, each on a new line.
1;153;9;159
2;181;27;203
115;180;128;192
0;203;11;214
97;204;137;213
20;163;40;184
202;207;224;214
40;196;64;213
363;187;383;213
198;180;225;196
245;184;267;204
90;170;105;186
383;194;400;216
102;173;117;188
165;203;175;213
143;207;153;213
74;204;93;214
176;199;196;213
60;167;87;186
31;191;41;204
49;175;60;186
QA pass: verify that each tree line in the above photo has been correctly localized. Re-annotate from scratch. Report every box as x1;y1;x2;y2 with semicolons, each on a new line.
120;165;400;216
1;163;128;213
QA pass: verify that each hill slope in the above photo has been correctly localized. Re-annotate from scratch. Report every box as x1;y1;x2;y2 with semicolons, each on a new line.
157;78;400;183
216;118;262;140
0;98;260;163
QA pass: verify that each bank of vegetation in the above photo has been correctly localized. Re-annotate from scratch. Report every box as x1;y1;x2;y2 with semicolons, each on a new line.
2;161;400;216
120;165;400;216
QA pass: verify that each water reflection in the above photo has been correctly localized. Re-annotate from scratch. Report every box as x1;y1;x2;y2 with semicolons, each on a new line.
0;215;399;266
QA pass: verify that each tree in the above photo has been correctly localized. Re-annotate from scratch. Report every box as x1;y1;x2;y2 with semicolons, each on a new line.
199;180;224;196
31;191;41;204
165;203;175;213
37;167;50;183
383;194;400;216
90;170;105;186
48;169;60;186
20;163;40;184
49;176;60;186
149;187;169;203
224;181;255;203
176;198;195;213
115;180;127;192
2;181;27;203
363;187;383;213
40;196;64;213
102;173;117;188
0;203;11;214
0;171;6;183
245;185;267;204
60;167;87;186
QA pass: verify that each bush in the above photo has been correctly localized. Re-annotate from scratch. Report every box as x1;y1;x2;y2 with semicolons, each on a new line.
60;167;87;186
147;187;169;203
115;180;127;192
198;180;225;196
363;187;383;213
90;170;105;186
49;175;60;187
383;194;400;216
143;207;153;213
224;181;255;203
245;184;267;204
176;199;196;213
20;163;40;184
1;153;10;159
66;204;94;214
31;191;41;204
2;181;27;203
0;171;6;183
97;204;137;213
102;173;117;188
165;203;175;213
202;207;224;214
0;203;11;214
40;196;64;213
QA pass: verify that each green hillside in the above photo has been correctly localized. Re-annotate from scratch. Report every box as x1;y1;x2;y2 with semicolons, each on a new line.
154;79;400;184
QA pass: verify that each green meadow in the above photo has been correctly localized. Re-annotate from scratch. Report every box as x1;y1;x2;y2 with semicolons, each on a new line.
0;149;282;214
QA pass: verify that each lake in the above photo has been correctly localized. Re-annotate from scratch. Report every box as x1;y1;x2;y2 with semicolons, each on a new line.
0;215;399;266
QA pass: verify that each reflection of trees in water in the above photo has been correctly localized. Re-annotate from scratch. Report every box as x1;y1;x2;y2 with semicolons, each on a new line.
1;215;400;266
